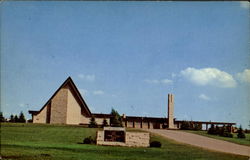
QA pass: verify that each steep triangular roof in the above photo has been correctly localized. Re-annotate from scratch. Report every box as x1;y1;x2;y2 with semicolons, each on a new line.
29;77;92;117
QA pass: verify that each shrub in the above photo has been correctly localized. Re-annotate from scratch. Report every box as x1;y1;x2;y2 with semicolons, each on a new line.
218;126;233;138
222;132;233;138
208;124;216;135
83;136;95;144
180;121;191;130
237;126;246;139
162;124;168;129
194;123;202;131
150;141;162;148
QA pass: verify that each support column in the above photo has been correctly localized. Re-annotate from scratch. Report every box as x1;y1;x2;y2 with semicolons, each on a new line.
140;119;143;128
230;125;232;133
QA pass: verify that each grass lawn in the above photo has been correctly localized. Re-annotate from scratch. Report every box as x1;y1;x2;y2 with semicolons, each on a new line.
1;123;248;160
184;130;250;146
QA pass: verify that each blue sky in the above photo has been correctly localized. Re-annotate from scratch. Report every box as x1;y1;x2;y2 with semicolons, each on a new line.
1;2;249;128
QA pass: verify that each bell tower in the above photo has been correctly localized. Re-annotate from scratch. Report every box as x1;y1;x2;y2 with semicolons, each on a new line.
168;94;174;129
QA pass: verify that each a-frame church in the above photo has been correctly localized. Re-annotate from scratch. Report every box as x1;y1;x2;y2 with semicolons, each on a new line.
29;77;112;125
29;77;236;130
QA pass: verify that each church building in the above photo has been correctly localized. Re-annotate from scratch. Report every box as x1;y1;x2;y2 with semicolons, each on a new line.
29;77;235;130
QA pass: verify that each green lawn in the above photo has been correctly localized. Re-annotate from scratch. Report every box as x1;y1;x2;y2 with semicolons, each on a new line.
184;130;250;146
1;123;248;160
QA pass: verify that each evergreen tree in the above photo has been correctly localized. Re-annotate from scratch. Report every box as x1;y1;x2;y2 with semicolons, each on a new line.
219;126;226;136
110;108;123;127
0;112;5;122
9;114;15;122
237;125;246;139
18;111;26;123
88;117;97;128
208;124;216;135
102;118;108;127
180;121;191;130
14;115;19;122
194;123;202;131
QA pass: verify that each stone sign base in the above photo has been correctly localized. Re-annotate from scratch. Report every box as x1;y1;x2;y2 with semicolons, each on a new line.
96;127;150;147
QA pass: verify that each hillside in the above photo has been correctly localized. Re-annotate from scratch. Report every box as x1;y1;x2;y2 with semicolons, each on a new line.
0;123;247;160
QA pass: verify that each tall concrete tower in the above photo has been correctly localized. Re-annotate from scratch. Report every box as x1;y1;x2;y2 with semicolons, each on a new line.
168;94;174;129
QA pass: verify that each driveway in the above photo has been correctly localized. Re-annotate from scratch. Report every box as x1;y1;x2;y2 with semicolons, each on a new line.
146;129;250;157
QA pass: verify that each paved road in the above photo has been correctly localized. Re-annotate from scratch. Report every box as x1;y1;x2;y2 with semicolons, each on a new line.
146;129;250;157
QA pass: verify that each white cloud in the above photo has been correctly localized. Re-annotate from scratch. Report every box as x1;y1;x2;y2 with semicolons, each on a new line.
240;1;249;9
79;89;88;96
19;103;25;107
180;67;237;88
144;79;160;84
236;69;250;83
78;74;95;81
161;79;173;85
199;94;210;101
144;78;173;85
93;90;104;95
171;73;177;78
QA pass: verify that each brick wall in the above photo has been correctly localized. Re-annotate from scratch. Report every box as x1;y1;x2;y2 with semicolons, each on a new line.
33;105;47;123
50;87;68;124
127;121;133;128
134;122;141;128
142;122;149;129
125;132;150;147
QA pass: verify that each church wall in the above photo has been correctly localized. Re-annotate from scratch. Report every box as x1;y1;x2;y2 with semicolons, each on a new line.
33;105;47;123
66;88;81;125
95;118;110;125
149;122;154;129
50;88;68;124
80;115;91;124
142;122;149;129
126;121;134;128
134;122;141;128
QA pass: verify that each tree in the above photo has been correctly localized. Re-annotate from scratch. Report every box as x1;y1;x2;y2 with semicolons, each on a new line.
9;114;15;122
0;112;5;122
102;118;108;127
194;123;202;131
14;115;19;122
110;108;123;127
18;111;26;123
88;117;97;128
208;124;216;135
237;125;246;139
180;121;191;130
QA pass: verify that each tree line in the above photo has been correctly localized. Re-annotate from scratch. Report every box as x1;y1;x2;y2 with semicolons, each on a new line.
0;111;26;123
